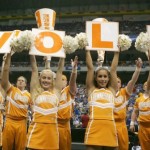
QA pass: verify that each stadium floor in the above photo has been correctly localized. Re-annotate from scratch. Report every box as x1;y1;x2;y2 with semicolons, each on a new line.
72;142;85;150
71;142;140;150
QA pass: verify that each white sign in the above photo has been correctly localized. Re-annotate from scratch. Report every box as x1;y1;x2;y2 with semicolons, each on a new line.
86;21;119;51
0;31;14;53
30;28;66;58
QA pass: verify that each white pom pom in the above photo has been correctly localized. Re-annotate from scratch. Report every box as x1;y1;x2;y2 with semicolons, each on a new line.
63;35;79;54
118;34;132;51
75;32;88;49
10;36;22;53
135;32;150;52
10;30;34;53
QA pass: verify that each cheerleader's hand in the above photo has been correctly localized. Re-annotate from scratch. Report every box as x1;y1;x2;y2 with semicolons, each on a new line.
71;56;78;71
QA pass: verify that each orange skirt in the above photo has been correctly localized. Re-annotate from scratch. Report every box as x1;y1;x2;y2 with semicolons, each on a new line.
116;120;128;150
58;120;71;150
138;122;150;150
84;119;118;147
27;122;59;149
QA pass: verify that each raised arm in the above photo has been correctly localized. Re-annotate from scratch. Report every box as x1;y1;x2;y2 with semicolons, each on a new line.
0;55;7;97
0;57;6;112
129;108;138;132
69;56;78;95
126;58;142;94
30;55;40;94
55;58;65;94
86;50;95;93
146;51;150;94
1;53;11;92
109;51;119;95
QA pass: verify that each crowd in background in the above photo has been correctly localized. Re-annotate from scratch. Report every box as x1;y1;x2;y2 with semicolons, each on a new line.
0;21;148;36
4;60;149;68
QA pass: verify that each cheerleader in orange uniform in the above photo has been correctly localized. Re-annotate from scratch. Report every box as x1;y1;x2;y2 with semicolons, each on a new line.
114;58;142;150
130;51;150;150
130;82;150;150
130;52;150;150
57;56;78;150
0;58;6;148
27;55;64;150
0;90;4;148
1;53;32;150
84;50;118;150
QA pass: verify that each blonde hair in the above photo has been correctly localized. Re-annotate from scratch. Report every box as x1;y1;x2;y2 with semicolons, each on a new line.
62;74;67;81
143;82;147;91
32;69;54;101
39;69;55;89
40;69;54;80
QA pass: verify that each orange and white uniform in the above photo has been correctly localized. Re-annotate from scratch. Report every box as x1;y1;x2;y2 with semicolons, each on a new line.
0;92;4;147
2;84;31;150
114;88;130;150
84;88;118;147
27;91;59;150
57;86;74;150
134;94;150;150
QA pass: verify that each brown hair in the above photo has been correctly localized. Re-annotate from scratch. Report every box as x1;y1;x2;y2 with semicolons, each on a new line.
94;67;110;88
